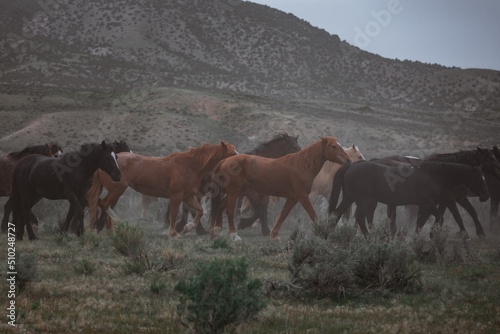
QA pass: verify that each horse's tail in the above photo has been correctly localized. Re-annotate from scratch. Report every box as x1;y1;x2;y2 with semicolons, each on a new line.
209;161;226;228
328;164;351;214
87;170;104;229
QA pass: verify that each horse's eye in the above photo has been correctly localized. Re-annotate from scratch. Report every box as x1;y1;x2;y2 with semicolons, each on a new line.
331;145;336;149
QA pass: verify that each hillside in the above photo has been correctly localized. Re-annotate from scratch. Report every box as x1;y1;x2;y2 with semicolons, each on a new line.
0;85;498;160
1;0;499;111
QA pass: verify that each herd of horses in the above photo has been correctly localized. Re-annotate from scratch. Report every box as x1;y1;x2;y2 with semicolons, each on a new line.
1;133;500;243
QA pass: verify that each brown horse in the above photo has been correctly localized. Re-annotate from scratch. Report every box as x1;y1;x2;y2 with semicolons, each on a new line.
87;142;238;237
209;137;351;241
309;145;365;201
1;143;63;233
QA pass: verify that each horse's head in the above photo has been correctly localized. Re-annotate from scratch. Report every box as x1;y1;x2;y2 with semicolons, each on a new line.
477;147;500;179
49;143;63;158
98;141;121;182
346;144;365;163
320;137;350;164
220;141;238;158
113;140;132;153
468;166;489;202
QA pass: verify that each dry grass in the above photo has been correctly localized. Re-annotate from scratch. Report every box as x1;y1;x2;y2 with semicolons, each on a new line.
1;214;499;333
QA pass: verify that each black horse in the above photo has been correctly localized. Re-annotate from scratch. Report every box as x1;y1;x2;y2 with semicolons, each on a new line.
419;148;500;238
168;133;302;236
11;141;121;240
1;143;63;233
328;161;489;237
487;146;500;231
70;141;131;233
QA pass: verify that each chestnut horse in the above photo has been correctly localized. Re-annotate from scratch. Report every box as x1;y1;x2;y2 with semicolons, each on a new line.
87;142;238;238
1;143;63;233
209;137;351;241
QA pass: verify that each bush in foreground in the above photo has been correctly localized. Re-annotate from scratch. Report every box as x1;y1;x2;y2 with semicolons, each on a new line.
175;257;267;333
289;220;420;298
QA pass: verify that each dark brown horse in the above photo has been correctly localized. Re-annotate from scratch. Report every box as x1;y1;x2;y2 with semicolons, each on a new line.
87;142;238;238
487;146;500;231
420;148;500;238
1;143;63;233
209;137;351;241
328;161;489;237
11;142;120;240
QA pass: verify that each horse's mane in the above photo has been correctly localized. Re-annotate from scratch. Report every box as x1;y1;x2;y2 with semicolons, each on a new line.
172;143;224;169
7;144;51;159
426;150;480;166
247;133;296;155
419;161;474;179
286;140;324;172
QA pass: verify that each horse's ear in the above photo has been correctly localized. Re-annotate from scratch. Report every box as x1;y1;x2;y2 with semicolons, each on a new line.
352;144;356;151
294;135;299;141
220;141;227;149
102;140;106;149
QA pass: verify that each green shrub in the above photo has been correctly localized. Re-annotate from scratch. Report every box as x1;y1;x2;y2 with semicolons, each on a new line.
150;280;168;296
175;257;267;333
289;219;420;298
111;222;145;257
211;237;231;250
14;253;38;293
73;259;96;276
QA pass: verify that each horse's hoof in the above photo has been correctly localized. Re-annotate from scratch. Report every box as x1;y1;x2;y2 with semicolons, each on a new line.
170;232;182;239
271;235;281;242
229;233;242;242
183;222;195;234
29;235;38;241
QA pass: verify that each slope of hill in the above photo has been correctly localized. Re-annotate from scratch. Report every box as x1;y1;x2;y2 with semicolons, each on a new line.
1;0;499;111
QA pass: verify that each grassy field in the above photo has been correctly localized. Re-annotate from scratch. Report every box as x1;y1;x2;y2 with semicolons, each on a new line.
1;206;499;333
1;85;499;333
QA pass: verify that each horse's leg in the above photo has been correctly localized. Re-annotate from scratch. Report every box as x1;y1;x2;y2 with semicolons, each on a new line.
225;190;242;242
442;196;470;239
258;195;271;236
270;198;299;241
332;197;354;225
210;196;227;238
1;198;13;233
63;205;75;233
354;202;369;237
389;205;397;236
237;193;260;230
365;201;377;230
490;196;499;230
182;195;203;234
298;194;318;223
24;197;41;241
415;205;430;234
455;196;486;238
164;201;171;230
168;194;183;238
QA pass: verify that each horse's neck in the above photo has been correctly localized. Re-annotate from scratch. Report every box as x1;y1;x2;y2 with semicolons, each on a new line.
292;141;326;177
426;163;469;189
433;150;479;166
67;151;100;180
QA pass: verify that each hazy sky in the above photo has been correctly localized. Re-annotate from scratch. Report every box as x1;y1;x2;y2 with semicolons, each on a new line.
249;0;500;71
